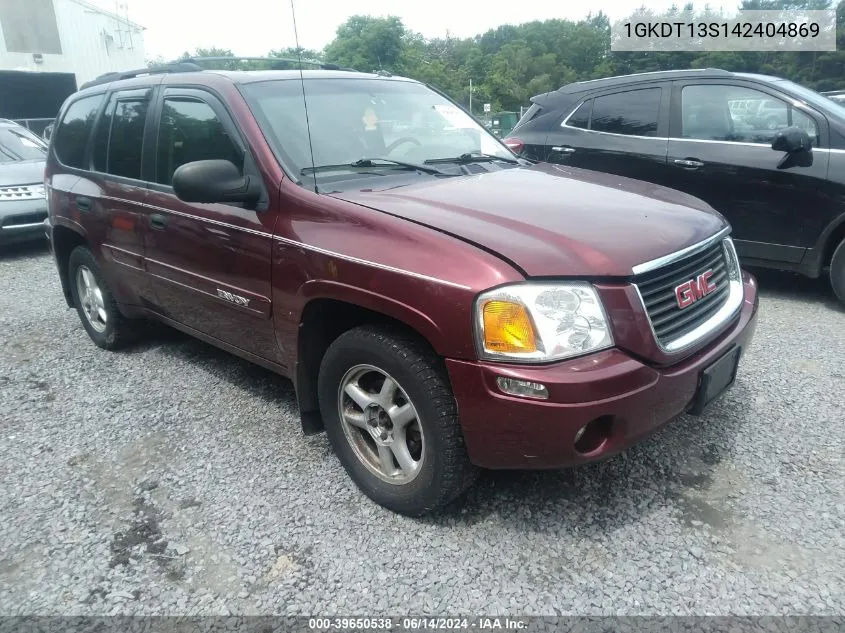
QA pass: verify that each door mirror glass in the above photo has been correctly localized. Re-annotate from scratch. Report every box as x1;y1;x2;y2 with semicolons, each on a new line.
172;159;261;206
771;127;812;153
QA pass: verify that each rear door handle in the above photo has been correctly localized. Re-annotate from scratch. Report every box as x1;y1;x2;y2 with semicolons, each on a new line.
75;196;92;212
551;146;576;154
673;158;704;169
149;213;168;230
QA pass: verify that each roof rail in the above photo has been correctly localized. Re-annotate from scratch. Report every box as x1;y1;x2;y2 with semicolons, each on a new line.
79;62;203;90
77;56;362;92
560;68;732;90
176;56;358;72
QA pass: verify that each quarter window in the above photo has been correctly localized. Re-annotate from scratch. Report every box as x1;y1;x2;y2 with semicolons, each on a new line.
590;89;661;136
566;100;592;129
681;85;819;145
155;98;242;186
53;94;104;169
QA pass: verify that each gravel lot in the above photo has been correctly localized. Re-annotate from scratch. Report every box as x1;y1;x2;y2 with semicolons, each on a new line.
1;241;843;617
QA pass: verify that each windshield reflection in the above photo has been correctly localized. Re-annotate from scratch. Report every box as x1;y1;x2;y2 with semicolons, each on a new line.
243;78;513;182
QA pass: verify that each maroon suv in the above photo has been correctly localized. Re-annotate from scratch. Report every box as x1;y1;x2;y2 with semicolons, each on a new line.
44;65;759;515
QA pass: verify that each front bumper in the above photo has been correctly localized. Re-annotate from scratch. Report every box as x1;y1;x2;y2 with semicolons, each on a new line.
0;199;48;246
447;271;759;469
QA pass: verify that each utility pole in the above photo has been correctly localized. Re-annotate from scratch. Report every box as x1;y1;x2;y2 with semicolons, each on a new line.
469;78;472;114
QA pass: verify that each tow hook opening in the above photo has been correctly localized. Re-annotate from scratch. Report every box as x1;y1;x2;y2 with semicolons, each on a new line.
574;416;614;455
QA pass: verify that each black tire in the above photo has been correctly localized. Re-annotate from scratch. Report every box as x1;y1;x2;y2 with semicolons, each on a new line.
68;246;140;350
831;238;845;306
317;325;478;516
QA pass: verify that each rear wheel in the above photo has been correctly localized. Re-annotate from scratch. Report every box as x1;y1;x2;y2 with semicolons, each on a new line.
830;238;845;305
317;326;477;516
68;246;140;349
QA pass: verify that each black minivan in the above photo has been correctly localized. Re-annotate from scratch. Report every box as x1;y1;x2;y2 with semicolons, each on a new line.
504;68;845;304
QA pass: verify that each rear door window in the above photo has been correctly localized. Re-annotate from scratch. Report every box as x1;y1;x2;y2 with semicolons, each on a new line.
589;89;661;137
106;99;149;179
53;94;104;169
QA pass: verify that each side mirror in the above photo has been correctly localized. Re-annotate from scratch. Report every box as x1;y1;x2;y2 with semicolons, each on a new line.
172;160;261;206
771;127;812;153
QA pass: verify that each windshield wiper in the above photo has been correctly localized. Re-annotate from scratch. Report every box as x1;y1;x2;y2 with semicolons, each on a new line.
424;152;519;165
301;158;449;176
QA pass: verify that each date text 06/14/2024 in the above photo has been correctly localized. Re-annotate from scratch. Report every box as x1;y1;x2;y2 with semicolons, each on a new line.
307;617;528;630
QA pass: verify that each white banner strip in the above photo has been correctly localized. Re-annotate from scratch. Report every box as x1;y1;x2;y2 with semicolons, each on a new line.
611;10;836;52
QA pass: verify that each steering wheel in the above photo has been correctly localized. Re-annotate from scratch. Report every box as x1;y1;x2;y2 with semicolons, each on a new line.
385;137;422;155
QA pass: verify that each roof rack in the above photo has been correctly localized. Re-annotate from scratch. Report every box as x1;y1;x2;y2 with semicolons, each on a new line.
79;62;203;90
560;68;732;91
78;56;361;91
177;56;358;72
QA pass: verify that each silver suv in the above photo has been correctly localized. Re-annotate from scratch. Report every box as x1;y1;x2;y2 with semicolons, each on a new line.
0;120;47;247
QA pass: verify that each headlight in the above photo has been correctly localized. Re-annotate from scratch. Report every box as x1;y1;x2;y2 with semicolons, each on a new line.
474;282;613;362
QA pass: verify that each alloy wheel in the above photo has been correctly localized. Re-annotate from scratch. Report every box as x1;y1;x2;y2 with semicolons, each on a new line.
76;265;107;333
337;364;425;484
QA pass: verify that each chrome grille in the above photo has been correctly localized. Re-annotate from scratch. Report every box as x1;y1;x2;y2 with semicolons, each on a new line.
634;236;741;351
1;210;47;228
0;184;45;201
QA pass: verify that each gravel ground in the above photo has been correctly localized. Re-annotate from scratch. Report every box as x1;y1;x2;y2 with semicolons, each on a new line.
0;241;843;617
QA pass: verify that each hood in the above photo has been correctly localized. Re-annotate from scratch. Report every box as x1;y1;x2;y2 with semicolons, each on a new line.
0;160;46;187
330;163;728;277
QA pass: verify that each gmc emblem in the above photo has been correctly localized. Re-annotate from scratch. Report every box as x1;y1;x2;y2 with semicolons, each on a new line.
675;270;717;309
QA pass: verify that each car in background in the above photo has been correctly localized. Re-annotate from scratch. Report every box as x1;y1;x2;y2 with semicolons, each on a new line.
504;69;845;304
821;90;845;105
0;119;48;247
42;121;54;143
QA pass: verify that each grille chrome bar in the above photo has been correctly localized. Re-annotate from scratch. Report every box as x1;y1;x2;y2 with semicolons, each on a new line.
1;222;45;231
631;226;731;276
0;184;45;201
633;235;743;354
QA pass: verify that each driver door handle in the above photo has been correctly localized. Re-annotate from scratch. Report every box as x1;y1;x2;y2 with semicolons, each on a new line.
551;146;576;154
673;158;704;169
149;213;168;230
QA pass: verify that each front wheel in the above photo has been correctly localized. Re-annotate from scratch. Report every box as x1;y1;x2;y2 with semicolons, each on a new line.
318;326;477;516
830;238;845;305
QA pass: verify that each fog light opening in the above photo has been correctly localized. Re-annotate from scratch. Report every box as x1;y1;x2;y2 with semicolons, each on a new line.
574;416;614;455
496;376;549;400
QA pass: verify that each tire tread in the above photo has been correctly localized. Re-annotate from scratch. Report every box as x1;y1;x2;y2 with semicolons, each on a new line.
68;246;140;350
319;324;478;515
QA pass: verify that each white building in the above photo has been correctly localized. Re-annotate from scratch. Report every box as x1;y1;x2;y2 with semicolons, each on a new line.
0;0;145;87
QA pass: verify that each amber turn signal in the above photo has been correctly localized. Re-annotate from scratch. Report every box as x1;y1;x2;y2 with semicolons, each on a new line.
481;300;537;354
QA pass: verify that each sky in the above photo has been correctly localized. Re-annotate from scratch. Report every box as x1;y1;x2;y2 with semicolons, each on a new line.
88;0;708;61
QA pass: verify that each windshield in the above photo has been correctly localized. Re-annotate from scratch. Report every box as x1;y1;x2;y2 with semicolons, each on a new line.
242;78;513;181
0;126;47;163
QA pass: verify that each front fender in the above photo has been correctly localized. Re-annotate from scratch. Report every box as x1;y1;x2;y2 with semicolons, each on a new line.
297;278;451;355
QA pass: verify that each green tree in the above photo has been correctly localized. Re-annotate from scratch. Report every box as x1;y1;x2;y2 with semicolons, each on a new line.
324;16;406;73
185;0;845;111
